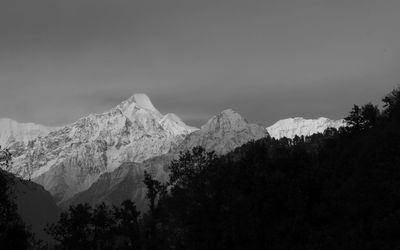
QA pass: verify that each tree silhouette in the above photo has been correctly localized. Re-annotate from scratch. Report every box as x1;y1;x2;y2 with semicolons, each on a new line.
0;170;32;249
46;203;93;249
345;103;380;131
92;203;114;249
47;200;143;250
382;86;400;121
113;200;141;249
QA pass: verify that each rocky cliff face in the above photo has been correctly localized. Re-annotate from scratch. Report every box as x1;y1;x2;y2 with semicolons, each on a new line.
176;109;269;155
9;94;196;203
267;117;345;139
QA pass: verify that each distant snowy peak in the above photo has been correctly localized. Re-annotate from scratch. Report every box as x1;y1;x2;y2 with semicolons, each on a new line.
177;109;269;155
0;118;55;147
267;117;345;139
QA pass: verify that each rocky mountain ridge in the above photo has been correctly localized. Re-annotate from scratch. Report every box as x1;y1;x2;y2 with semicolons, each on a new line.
62;109;269;210
8;94;196;203
1;94;346;208
176;109;269;155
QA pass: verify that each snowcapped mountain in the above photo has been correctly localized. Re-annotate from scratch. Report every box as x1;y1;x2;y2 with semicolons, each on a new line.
175;109;269;155
61;109;269;210
2;91;345;209
267;117;345;139
9;94;196;203
0;118;55;147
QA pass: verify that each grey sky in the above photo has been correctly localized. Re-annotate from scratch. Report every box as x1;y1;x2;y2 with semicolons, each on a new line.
0;0;399;127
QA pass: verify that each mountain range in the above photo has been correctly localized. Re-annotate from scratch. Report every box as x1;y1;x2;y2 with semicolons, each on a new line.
61;108;269;209
7;94;198;203
1;94;345;213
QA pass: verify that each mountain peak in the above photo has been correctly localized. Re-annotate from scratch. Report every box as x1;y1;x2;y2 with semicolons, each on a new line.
196;109;259;138
133;94;161;114
116;93;162;119
201;109;247;130
220;109;240;117
177;109;268;155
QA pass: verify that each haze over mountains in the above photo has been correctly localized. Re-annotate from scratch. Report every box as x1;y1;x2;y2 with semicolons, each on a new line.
1;93;345;211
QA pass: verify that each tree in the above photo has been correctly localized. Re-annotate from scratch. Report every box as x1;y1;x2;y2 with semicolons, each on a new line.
164;147;224;249
46;203;93;249
360;103;380;128
113;200;141;249
0;170;32;249
382;86;400;121
345;103;380;131
92;203;114;250
345;105;363;129
47;200;144;250
169;147;217;189
144;171;165;217
143;171;167;250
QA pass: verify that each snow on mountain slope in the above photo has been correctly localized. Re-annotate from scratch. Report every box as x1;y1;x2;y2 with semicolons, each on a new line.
0;118;54;147
267;117;345;139
9;94;195;203
160;113;198;135
133;93;162;115
175;109;269;155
